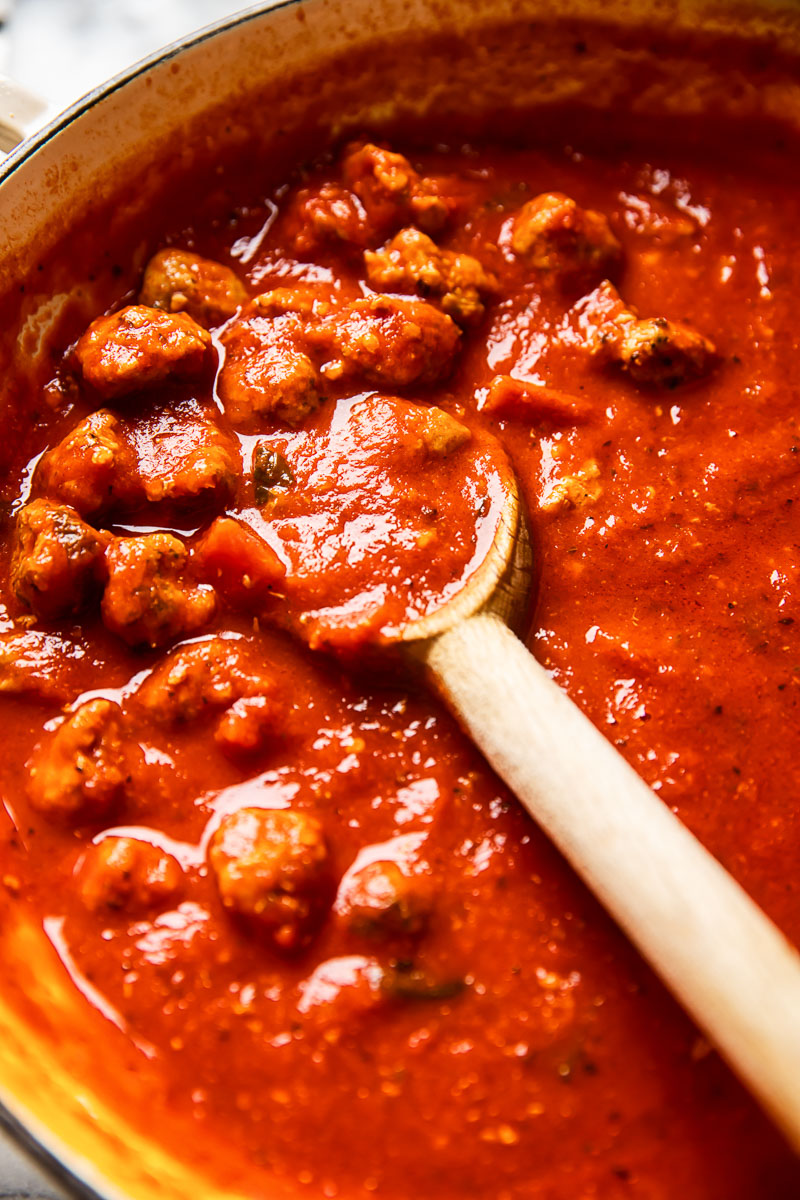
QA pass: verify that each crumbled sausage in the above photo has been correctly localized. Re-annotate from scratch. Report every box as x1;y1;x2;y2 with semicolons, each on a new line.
140;248;247;327
75;305;212;399
323;295;461;387
78;836;183;913
37;410;139;517
365;228;496;325
134;636;270;723
193;517;285;608
209;807;331;950
614;316;717;389
133;411;241;507
289;182;370;256
11;499;110;619
418;407;471;457
214;695;280;757
511;192;621;284
342;142;449;237
102;533;216;647
27;698;130;820
338;860;432;938
540;459;602;513
218;294;322;427
580;281;717;389
480;375;591;424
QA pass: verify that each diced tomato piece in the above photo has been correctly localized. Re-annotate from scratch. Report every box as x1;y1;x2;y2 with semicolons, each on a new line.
193;517;285;608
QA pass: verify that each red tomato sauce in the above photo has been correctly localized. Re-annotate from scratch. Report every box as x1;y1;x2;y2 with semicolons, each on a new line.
1;102;800;1200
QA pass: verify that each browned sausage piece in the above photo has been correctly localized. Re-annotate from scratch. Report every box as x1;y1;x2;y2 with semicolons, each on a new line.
37;410;139;518
289;182;370;256
102;533;216;648
511;192;621;285
580;281;718;389
322;295;461;387
140;248;247;328
11;499;110;619
75;305;212;399
365;228;496;326
134;636;272;724
208;807;331;951
133;409;241;507
28;699;131;821
613;317;718;389
78;836;183;913
343;141;449;237
214;695;281;758
219;343;319;428
218;291;323;428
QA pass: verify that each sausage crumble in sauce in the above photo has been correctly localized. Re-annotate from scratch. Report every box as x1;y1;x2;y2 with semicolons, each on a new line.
1;116;800;1200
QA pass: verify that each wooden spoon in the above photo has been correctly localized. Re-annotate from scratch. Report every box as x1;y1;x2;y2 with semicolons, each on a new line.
396;467;800;1152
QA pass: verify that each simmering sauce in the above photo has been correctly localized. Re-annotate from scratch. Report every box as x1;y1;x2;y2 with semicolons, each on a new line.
1;103;800;1199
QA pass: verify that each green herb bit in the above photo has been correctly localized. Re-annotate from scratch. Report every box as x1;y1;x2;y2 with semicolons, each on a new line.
253;443;294;505
381;964;467;1002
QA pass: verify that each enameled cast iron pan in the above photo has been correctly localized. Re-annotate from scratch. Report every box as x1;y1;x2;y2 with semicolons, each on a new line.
0;1;799;1196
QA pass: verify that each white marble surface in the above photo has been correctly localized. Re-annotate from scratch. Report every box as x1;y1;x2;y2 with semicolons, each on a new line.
0;1129;63;1199
0;2;260;1193
7;0;254;118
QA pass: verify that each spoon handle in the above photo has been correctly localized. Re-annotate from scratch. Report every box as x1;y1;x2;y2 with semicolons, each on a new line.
423;610;800;1152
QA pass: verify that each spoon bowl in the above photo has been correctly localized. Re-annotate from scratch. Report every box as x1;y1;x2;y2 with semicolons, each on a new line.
399;460;535;647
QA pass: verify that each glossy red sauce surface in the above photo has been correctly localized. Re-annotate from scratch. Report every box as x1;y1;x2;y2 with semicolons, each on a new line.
1;108;800;1200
